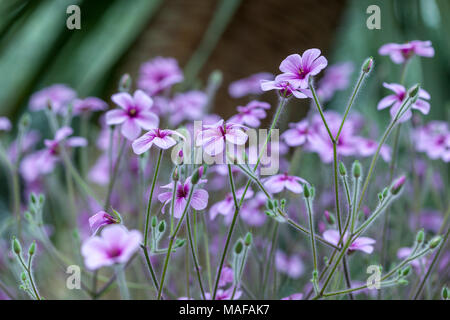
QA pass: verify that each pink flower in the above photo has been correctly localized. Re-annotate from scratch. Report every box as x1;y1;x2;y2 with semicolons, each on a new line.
132;128;184;154
0;117;12;132
158;177;209;219
137;56;183;95
106;90;159;140
260;79;312;99
316;62;354;101
73;97;108;116
377;83;431;122
8;130;40;163
229;100;270;127
29;84;76;114
414;121;449;162
205;288;241;300
89;211;119;234
240;192;267;227
196;120;248;157
281;293;303;300
169;91;207;126
275;49;328;89
210;187;254;221
81;225;142;270
397;247;428;273
281;119;310;147
263;173;306;194
218;266;234;287
275;250;304;279
323;230;375;254
228;72;273;98
379;40;434;64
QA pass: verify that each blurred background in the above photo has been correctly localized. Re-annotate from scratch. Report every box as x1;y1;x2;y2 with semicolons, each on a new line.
0;0;449;124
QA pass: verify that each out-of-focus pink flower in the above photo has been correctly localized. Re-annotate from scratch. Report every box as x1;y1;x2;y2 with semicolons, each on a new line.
20;127;86;182
263;173;306;194
29;84;76;114
414;121;449;162
205;288;241;300
281;119;310;147
106;90;159;140
379;40;434;64
275;250;304;279
317;62;354;101
218;266;234;287
210;187;254;221
229;100;270;128
275;49;328;89
240;192;267;227
169;91;207;126
281;293;303;300
229;72;273;98
8;130;40;163
196;120;248;157
137;56;183;95
0;117;12;132
377;83;430;122
260;79;312;99
409;210;443;233
158;177;209;219
73;97;108;116
355;137;392;162
88;154;109;186
81;225;141;270
323;230;375;254
132;128;184;154
89;211;119;234
397;247;428;273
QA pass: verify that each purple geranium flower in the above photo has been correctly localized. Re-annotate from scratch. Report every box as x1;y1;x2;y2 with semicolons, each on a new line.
263;173;306;194
228;72;273;98
106;90;159;140
323;230;375;254
196;119;248;157
132;128;184;154
414;121;449;162
260;79;312;99
281;119;310;147
158;177;209;219
377;83;430;122
210;187;254;221
29;84;76;114
73;97;108;116
0;117;12;132
379;40;434;64
137;56;183;95
169;90;207;126
218;266;234;287
229;100;270;127
275;250;304;279
316;62;354;102
89;211;119;234
275;49;328;89
81;225;142;270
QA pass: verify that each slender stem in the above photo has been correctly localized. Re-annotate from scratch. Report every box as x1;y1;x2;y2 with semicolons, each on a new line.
17;255;41;300
170;169;178;234
227;164;239;209
261;222;279;298
332;143;342;235
104;138;127;209
157;187;195;300
309;81;334;142
350;178;359;233
141;245;160;295
186;211;206;299
202;213;213;293
211;97;287;299
306;197;318;272
115;264;130;300
143;149;163;247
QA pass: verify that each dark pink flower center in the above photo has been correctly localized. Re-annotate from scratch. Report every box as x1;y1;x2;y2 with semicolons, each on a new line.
177;183;189;199
127;107;138;118
107;246;123;258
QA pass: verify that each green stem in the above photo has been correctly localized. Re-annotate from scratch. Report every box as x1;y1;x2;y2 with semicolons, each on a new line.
141;245;160;295
186;210;206;299
105;137;127;209
261;222;279;298
306;197;318;272
115;264;130;300
309;81;334;142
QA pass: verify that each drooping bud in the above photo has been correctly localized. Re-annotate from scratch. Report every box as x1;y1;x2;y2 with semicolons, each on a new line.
362;57;374;74
28;240;36;256
191;166;205;185
352;160;361;179
338;161;347;176
416;229;425;243
234;239;244;255
390;175;406;195
89;211;119;234
244;232;252;247
12;237;21;255
119;74;132;92
428;236;442;249
266;199;274;210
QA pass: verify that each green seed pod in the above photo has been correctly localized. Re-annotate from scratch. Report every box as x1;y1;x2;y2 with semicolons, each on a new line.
416;229;425;243
397;279;408;286
30;193;37;204
12;237;21;255
338;161;347;176
428;236;442;249
21;272;27;282
303;185;310;198
151;216;158;228
266;199;274;210
175;239;186;248
362;57;374;74
158;221;166;233
244;232;252;247
28;241;36;256
442;286;449;300
402;265;411;277
234;240;244;255
352;160;361;178
382;187;389;198
408;84;420;99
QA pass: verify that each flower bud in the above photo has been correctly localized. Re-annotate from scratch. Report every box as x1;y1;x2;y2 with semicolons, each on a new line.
151;216;158;228
362;57;374;74
158;221;166;233
397;279;408;286
12;237;21;255
428;236;442;249
338;161;347;176
191;166;204;185
408;84;420;99
390;175;406;195
266;199;274;210
172;167;179;181
244;232;252;247
352;160;361;178
402;265;411;277
28;241;36;256
175;239;186;248
119;74;132;92
303;184;311;198
442;286;449;300
416;229;425;243
234;239;244;255
21;272;27;282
